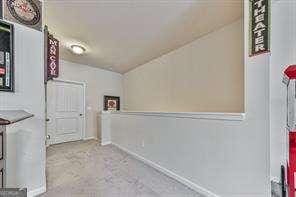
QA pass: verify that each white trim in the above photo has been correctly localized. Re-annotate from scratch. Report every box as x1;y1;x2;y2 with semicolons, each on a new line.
53;78;86;86
84;136;98;141
101;141;111;146
27;185;46;197
50;79;87;141
112;142;220;197
108;111;245;121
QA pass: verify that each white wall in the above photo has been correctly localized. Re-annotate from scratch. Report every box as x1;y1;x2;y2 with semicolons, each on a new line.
270;0;296;180
0;23;46;195
56;60;123;139
106;1;271;196
124;19;244;113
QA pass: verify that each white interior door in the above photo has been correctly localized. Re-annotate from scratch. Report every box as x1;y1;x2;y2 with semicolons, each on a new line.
47;80;85;145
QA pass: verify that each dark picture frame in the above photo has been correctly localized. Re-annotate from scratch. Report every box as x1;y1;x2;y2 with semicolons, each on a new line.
0;20;14;92
104;96;120;111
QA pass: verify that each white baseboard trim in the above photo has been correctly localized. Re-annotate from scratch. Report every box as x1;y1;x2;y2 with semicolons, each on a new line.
112;142;220;197
28;185;46;197
101;141;111;146
84;136;97;141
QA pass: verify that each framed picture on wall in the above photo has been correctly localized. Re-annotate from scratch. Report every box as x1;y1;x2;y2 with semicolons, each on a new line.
0;20;14;92
104;96;120;111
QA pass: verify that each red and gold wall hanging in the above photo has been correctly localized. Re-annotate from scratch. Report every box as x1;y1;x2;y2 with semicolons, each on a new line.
47;34;59;80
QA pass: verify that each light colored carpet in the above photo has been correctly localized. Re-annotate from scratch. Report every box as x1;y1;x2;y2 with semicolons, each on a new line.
41;140;204;197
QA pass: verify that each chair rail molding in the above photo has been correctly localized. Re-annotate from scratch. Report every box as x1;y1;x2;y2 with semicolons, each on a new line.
107;111;245;121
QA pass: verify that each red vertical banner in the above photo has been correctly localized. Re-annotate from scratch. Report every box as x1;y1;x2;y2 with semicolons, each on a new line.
47;33;59;80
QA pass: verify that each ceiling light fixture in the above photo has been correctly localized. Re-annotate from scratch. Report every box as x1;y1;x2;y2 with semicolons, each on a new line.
71;45;86;55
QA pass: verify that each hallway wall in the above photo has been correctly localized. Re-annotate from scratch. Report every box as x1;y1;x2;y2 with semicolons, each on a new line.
123;19;244;113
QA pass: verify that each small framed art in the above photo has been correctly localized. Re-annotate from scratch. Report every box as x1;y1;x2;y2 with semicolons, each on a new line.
104;96;120;111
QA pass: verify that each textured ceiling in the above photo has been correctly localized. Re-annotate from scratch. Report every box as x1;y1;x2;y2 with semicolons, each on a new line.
45;0;243;73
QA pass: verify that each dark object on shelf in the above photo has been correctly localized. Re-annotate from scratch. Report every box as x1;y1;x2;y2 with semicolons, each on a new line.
104;96;120;111
0;20;13;92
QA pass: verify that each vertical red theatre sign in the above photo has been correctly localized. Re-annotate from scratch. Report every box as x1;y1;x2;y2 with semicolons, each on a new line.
47;33;59;80
249;0;270;56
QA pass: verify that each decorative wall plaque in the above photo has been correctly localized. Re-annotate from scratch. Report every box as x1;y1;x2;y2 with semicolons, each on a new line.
3;0;42;31
0;20;14;92
249;0;270;56
47;33;59;80
104;96;120;111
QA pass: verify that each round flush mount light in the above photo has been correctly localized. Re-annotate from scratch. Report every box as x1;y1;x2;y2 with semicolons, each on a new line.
70;45;86;55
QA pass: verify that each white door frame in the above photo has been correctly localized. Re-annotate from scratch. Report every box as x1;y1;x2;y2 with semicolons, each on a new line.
46;79;87;141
